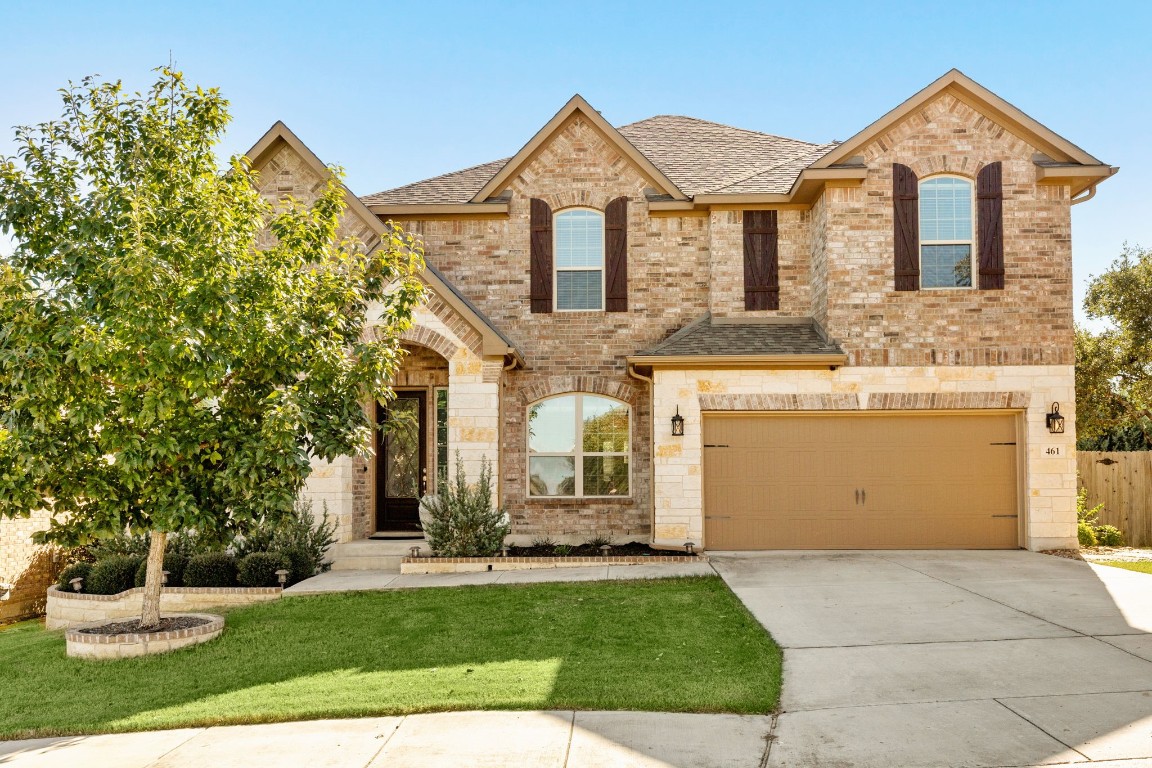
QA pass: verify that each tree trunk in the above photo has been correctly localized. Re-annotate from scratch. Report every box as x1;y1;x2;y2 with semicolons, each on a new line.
140;530;167;630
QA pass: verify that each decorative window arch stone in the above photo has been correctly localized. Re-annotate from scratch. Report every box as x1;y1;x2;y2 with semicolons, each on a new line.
518;376;638;406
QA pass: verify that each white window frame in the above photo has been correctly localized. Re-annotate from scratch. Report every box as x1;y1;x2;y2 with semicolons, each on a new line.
553;207;606;312
526;393;631;499
918;174;976;290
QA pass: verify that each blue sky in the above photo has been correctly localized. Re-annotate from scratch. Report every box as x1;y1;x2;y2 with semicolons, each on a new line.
0;0;1147;321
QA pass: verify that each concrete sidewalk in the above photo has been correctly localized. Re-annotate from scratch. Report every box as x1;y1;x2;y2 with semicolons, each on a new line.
284;561;717;594
0;711;773;767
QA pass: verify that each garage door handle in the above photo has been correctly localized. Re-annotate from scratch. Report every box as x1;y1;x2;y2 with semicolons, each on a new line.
861;489;866;504
855;489;860;505
991;514;1018;518
705;516;731;520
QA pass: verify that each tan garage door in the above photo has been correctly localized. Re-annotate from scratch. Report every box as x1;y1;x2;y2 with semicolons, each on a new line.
703;412;1020;550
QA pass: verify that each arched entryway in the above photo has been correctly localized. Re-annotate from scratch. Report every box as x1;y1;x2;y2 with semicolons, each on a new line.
374;343;450;535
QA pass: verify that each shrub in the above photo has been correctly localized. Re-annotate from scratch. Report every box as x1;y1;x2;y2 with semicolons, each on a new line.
1095;525;1126;547
133;553;190;588
86;555;143;595
184;552;238;588
56;561;92;591
237;552;290;588
1076;486;1126;548
233;499;336;576
87;531;150;560
1078;521;1098;548
553;544;573;556
274;545;315;586
584;534;614;550
531;536;557;549
422;453;510;557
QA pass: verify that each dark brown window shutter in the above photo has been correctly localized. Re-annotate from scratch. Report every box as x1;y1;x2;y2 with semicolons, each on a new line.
529;198;553;313
893;163;920;291
605;196;628;312
977;162;1005;290
743;210;779;310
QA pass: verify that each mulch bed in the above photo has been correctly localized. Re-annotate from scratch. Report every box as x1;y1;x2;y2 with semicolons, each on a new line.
76;616;211;635
507;541;696;558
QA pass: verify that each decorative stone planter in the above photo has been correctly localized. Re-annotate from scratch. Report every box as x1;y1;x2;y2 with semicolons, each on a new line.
400;554;706;574
46;585;281;630
65;613;224;659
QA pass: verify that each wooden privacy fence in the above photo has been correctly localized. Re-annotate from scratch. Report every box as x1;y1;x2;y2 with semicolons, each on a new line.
1077;451;1152;548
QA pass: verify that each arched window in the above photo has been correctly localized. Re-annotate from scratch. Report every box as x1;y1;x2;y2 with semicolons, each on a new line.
554;208;604;311
919;176;974;288
527;394;630;497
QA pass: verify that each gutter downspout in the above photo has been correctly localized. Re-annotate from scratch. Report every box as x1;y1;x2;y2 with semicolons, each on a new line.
627;362;657;547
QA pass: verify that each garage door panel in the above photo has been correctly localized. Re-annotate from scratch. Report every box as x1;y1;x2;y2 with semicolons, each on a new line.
703;413;1020;550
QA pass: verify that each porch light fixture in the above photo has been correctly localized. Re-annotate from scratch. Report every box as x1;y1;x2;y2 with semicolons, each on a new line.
671;407;685;437
275;569;290;586
1046;402;1065;434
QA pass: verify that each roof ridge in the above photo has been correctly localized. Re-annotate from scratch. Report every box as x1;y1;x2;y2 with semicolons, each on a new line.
365;157;509;199
618;114;821;147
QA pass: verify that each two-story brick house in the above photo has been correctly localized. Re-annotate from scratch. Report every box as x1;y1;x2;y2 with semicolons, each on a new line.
248;69;1113;554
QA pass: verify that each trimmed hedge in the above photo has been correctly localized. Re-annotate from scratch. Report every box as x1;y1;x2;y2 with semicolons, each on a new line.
183;552;238;588
237;552;290;588
276;545;315;586
86;555;143;595
56;561;93;591
133;553;191;588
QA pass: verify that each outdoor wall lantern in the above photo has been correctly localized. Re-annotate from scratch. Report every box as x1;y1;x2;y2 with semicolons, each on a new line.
1046;402;1065;434
671;406;685;437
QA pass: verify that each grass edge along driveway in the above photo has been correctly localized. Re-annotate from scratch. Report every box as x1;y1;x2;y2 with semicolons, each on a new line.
0;575;781;740
1096;560;1152;576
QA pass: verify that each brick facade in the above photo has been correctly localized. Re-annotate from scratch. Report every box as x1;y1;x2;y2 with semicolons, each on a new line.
256;84;1090;550
0;511;60;623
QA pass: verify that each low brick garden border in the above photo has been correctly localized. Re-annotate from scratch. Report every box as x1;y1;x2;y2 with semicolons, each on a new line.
65;613;224;659
400;554;706;574
46;584;281;630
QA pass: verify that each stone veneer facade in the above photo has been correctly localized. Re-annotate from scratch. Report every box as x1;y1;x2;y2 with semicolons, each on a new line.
649;365;1076;552
266;88;1083;551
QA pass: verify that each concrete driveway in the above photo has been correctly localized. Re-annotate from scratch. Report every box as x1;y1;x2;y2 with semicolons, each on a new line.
712;550;1152;768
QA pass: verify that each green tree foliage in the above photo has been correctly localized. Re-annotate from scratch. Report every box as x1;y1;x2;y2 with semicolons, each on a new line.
1076;245;1152;450
0;68;425;625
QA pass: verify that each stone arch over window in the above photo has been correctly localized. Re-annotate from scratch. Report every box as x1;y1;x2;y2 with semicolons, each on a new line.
518;376;637;407
535;189;615;213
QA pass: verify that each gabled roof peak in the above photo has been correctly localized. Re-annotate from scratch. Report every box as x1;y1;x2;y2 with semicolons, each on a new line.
468;94;689;202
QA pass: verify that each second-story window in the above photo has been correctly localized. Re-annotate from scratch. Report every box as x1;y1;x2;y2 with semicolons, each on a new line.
919;176;974;289
554;208;604;311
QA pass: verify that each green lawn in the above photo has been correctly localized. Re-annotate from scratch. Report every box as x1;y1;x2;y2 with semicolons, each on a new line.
0;576;780;740
1096;560;1152;575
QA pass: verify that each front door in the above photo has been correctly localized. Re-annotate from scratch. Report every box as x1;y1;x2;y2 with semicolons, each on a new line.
376;391;427;533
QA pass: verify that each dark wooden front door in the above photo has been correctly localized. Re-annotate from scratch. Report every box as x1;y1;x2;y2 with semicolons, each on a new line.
376;391;427;533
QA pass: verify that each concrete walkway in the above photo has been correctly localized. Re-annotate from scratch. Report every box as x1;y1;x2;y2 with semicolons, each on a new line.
711;550;1152;767
0;711;772;767
284;561;716;594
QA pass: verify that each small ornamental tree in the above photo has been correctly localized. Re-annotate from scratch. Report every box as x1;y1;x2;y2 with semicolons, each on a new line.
0;68;425;628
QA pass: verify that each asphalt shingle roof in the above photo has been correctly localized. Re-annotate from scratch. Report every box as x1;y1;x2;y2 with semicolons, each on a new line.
363;115;835;204
636;316;844;357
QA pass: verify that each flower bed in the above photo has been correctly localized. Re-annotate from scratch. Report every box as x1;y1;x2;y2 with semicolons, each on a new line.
400;553;705;574
65;613;223;659
45;584;280;630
